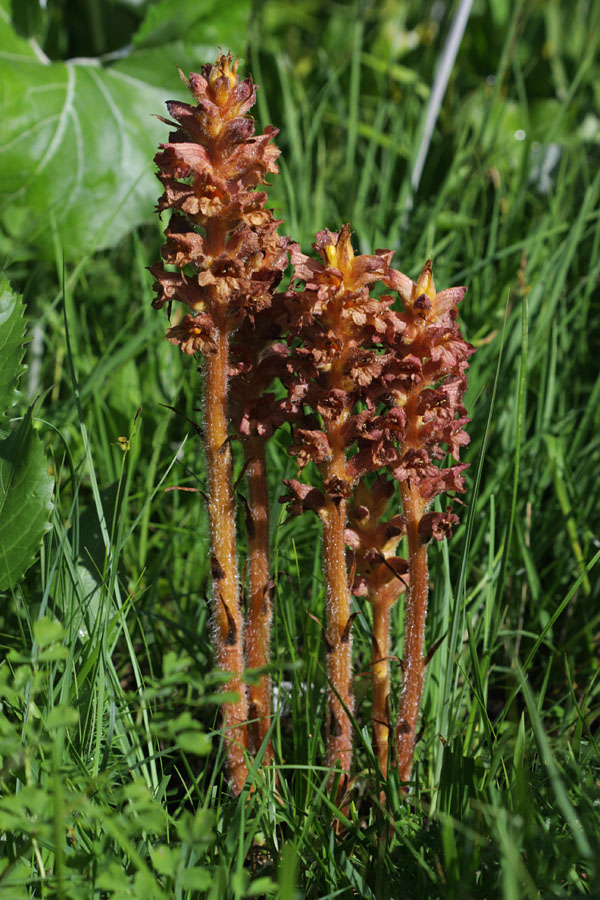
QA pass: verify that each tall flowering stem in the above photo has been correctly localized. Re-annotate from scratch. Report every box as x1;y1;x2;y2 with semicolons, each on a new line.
282;227;396;786
151;54;287;794
382;261;474;784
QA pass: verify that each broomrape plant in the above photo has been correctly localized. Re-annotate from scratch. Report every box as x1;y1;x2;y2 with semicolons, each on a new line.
151;53;473;802
150;53;288;793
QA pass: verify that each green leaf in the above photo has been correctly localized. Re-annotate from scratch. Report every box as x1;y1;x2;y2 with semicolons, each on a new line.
175;729;211;755
45;704;79;730
37;644;69;662
0;2;39;60
246;877;278;896
179;868;212;891
96;863;133;892
0;3;250;259
33;616;64;647
175;808;215;847
171;712;211;755
0;279;26;417
0;407;53;589
0;53;168;260
150;844;180;877
133;868;166;899
133;0;248;51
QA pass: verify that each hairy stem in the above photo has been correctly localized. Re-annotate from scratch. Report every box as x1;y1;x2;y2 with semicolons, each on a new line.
371;592;391;778
322;424;354;782
243;434;274;762
395;482;428;785
204;223;248;795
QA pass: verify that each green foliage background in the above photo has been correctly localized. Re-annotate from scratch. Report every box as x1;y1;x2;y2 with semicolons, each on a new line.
0;0;599;897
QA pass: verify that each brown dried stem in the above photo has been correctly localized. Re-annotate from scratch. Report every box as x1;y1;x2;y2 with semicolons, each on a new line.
347;477;408;779
231;315;289;764
322;435;354;778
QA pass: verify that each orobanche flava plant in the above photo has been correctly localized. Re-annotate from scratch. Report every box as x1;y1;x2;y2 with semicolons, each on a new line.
152;53;474;801
151;53;288;793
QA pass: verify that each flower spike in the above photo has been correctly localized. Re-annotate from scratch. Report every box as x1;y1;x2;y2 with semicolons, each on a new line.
383;259;474;786
152;54;288;794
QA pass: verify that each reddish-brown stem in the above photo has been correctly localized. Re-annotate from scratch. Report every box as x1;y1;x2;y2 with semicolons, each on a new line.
322;422;354;782
371;592;392;778
204;222;248;795
243;434;274;762
395;482;428;785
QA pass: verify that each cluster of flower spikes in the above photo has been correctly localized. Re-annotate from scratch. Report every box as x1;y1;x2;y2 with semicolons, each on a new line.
281;225;408;778
281;230;475;782
149;52;288;353
378;260;475;784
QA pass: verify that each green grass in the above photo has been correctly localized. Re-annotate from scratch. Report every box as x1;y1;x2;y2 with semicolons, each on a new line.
1;0;600;897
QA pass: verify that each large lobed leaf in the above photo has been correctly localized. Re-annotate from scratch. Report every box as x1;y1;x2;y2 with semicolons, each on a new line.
0;406;54;590
0;278;26;418
0;0;250;259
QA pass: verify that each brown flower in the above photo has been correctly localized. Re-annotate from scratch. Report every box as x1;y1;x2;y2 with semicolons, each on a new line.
152;53;288;347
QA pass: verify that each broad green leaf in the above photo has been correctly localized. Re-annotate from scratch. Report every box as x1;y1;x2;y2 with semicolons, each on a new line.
0;2;39;60
0;406;53;589
0;55;168;260
0;2;250;259
0;278;26;417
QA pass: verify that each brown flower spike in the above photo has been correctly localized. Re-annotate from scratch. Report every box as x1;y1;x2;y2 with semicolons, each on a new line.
282;226;398;786
151;54;288;794
382;261;474;784
283;237;474;792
